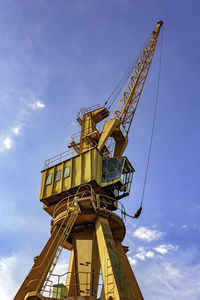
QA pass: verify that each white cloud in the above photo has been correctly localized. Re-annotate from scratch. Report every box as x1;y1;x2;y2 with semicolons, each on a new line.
1;245;199;300
132;226;164;242
131;247;200;300
49;257;69;286
0;255;18;300
154;244;178;255
128;256;137;266
145;261;200;299
136;252;146;261
0;252;32;300
0;250;70;299
0;95;46;153
4;137;12;149
137;246;145;252
128;247;155;266
29;100;45;110
11;125;21;135
146;251;155;258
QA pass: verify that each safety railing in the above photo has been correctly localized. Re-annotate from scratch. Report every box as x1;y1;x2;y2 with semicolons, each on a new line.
44;148;75;169
51;183;118;220
52;184;98;219
70;131;81;142
77;104;101;120
44;123;102;169
42;270;103;298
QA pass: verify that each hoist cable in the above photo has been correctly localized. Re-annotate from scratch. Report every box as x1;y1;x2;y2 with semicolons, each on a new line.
140;25;163;208
104;62;134;107
119;26;163;220
107;66;134;110
105;61;136;109
104;35;151;110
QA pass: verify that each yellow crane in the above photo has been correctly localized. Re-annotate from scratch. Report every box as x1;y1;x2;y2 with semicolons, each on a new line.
14;21;163;300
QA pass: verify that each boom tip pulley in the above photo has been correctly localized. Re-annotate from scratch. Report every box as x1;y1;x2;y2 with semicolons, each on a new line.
157;20;163;26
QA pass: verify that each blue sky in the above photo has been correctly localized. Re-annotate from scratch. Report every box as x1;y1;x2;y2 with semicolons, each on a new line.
0;0;200;299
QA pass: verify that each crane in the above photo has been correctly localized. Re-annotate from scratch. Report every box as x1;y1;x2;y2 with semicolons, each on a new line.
14;21;163;300
69;20;163;158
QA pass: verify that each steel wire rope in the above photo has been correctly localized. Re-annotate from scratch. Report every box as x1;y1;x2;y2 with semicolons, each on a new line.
104;35;151;110
120;25;164;220
140;24;163;208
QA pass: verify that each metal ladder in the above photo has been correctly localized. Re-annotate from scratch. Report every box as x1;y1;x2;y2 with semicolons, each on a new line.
40;206;79;295
105;256;114;299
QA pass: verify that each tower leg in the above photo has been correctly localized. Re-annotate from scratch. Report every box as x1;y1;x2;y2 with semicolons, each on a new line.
71;227;101;297
95;217;131;300
90;230;101;297
14;225;64;300
115;242;144;300
66;249;78;297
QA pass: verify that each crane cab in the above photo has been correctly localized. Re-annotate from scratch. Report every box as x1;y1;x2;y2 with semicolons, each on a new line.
102;156;135;200
40;148;134;207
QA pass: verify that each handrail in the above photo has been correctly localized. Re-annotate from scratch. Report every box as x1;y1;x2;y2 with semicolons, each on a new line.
44;148;75;169
41;270;103;298
77;104;101;120
52;184;97;219
26;201;80;291
40;209;79;293
52;184;120;221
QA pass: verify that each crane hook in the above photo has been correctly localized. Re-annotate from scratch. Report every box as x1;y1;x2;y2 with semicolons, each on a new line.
134;206;142;218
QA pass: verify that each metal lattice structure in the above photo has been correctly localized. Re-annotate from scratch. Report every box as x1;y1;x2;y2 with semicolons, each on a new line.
111;21;163;134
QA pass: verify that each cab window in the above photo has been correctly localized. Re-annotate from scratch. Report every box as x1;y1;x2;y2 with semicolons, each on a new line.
102;158;124;183
55;170;61;182
45;174;52;185
64;166;70;178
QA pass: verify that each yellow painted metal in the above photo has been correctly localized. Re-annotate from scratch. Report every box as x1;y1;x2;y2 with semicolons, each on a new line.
97;21;163;156
72;229;100;297
71;106;109;154
66;249;77;297
95;217;131;300
74;237;93;296
40;148;102;204
41;148;134;206
14;205;79;300
72;20;162;157
15;193;143;300
97;119;119;155
91;231;101;297
115;241;144;300
111;21;163;126
14;225;63;300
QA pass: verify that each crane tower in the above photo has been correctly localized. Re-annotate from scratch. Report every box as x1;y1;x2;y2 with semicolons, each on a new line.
14;21;163;300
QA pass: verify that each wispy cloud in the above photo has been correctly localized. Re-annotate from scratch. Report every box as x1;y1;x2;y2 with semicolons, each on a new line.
128;256;137;266
0;254;18;300
132;226;164;242
128;246;156;266
28;100;45;110
0;96;45;153
146;251;155;258
154;244;178;255
128;246;200;299
3;137;12;150
0;252;32;300
182;224;187;229
11;125;21;135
